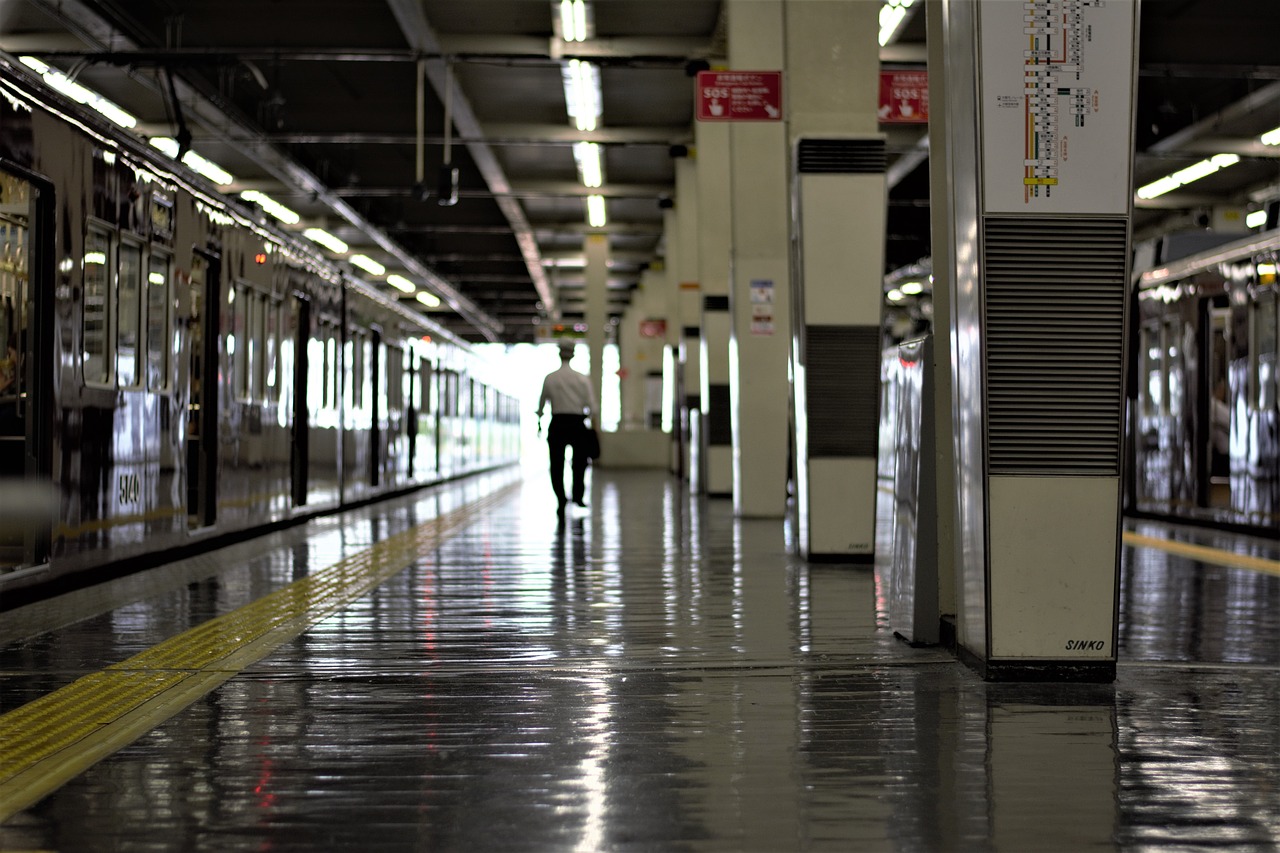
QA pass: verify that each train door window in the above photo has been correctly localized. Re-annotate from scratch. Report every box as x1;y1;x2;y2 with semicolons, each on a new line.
1164;319;1183;417
323;322;337;410
146;252;172;392
232;285;248;400
252;291;268;400
1255;289;1277;411
0;177;29;437
1141;322;1163;416
265;298;281;402
83;227;113;386
385;343;403;416
116;241;143;389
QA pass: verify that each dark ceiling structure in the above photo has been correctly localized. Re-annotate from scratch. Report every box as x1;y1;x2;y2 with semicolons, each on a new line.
1;0;1277;343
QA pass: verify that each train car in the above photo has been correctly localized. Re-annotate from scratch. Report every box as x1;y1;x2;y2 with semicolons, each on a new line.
1130;232;1279;534
0;57;520;596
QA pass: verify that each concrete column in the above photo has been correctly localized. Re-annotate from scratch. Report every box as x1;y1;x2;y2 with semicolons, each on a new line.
584;233;608;421
674;156;702;489
786;0;884;558
930;0;1138;681
619;267;669;431
696;121;734;498
727;0;791;518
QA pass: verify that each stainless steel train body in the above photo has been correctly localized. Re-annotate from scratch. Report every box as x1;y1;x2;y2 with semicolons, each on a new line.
1131;233;1279;533
0;60;520;593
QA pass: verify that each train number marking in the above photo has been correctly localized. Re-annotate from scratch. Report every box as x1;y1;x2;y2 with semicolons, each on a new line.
118;473;141;505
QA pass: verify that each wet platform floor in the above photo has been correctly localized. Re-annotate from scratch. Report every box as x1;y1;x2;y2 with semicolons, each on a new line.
0;467;1277;851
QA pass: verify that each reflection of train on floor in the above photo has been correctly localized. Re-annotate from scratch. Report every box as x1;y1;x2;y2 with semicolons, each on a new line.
1130;232;1278;534
0;58;519;595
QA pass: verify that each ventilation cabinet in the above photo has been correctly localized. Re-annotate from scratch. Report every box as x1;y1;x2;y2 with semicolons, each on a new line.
791;137;886;559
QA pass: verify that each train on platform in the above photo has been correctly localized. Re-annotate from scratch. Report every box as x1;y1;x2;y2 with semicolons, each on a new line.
1130;231;1279;535
0;58;520;597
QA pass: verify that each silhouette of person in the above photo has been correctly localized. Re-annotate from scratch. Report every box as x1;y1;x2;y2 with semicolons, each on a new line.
536;343;596;517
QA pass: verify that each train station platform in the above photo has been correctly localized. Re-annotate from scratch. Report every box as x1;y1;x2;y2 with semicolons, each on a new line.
1;466;1278;851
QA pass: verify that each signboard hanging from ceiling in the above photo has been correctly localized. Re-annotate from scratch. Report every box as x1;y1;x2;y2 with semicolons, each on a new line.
696;71;783;121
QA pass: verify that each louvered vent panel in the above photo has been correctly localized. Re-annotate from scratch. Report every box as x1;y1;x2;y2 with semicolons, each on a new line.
983;217;1127;474
797;139;886;174
806;325;879;457
707;384;732;446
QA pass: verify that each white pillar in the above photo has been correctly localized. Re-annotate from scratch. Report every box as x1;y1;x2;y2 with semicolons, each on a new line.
786;0;885;558
696;121;734;497
727;0;791;518
931;0;1138;681
584;233;608;421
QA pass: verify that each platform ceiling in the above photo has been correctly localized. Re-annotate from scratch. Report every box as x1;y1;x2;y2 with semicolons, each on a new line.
1;0;1278;342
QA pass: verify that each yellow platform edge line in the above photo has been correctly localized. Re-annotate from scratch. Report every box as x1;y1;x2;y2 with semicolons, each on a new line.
0;482;519;823
1122;530;1280;577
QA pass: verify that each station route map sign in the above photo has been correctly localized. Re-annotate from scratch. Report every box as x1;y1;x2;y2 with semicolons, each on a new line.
980;0;1136;214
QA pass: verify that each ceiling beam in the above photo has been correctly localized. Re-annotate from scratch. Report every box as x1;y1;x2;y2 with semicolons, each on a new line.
385;0;557;320
26;0;504;342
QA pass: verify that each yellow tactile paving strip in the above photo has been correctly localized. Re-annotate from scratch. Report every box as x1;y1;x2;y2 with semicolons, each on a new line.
1123;531;1280;578
0;483;517;823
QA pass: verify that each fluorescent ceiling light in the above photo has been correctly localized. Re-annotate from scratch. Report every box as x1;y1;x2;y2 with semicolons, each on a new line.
1136;153;1240;200
562;59;601;132
386;274;416;293
349;254;386;276
573;141;603;188
240;190;300;224
416;291;441;308
887;288;905;303
21;56;137;129
586;194;607;228
1262;126;1280;146
149;137;235;185
899;280;925;295
878;0;915;47
303;227;349;254
560;0;588;42
1247;210;1268;229
181;150;234;186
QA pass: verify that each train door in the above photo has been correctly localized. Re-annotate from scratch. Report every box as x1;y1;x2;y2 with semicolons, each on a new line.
0;162;53;569
370;328;382;488
406;349;419;479
1199;298;1231;509
290;294;311;506
186;248;220;528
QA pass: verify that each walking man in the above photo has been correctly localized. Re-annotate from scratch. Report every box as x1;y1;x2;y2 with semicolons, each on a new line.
537;343;597;517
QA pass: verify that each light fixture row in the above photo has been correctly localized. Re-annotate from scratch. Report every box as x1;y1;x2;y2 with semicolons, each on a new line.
18;56;443;308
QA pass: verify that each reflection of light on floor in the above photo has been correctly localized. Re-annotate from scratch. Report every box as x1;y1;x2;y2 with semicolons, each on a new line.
575;673;613;853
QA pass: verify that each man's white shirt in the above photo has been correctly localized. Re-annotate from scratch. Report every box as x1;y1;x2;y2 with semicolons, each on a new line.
539;365;595;417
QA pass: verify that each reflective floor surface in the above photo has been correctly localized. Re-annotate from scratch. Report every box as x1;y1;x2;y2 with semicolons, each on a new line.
1;467;1277;851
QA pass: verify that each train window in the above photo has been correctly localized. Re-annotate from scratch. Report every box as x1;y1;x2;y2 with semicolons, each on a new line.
146;253;171;392
83;228;113;386
1141;322;1163;417
116;241;143;389
1255;290;1277;411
